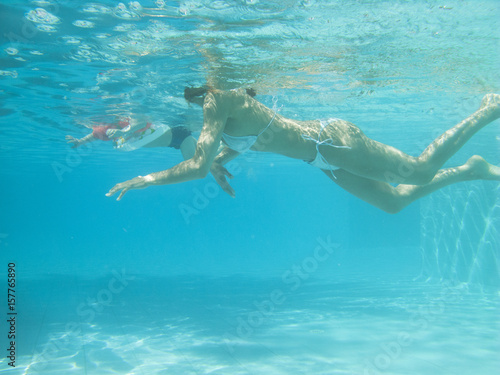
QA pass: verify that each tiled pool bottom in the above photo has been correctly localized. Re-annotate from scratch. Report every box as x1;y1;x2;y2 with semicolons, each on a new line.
8;275;500;375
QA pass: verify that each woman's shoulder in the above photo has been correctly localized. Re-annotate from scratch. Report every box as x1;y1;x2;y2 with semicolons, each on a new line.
229;88;247;96
208;88;244;99
206;89;246;107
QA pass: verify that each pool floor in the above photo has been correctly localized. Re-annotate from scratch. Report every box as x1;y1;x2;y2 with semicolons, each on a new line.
7;275;500;375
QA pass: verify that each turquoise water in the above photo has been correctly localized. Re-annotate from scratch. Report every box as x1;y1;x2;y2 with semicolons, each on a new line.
1;0;499;374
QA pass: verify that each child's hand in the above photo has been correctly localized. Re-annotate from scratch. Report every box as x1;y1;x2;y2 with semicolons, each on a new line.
105;128;125;138
65;135;80;148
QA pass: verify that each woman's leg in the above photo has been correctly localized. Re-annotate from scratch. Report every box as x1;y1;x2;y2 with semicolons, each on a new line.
415;94;500;180
328;155;500;214
323;94;500;185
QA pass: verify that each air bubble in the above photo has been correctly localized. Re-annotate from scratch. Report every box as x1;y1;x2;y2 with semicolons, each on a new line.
82;4;112;14
0;70;18;78
113;3;141;19
62;36;82;45
108;43;126;50
129;2;143;12
32;0;53;6
25;8;60;24
73;20;95;28
207;1;232;10
37;24;58;33
114;24;136;32
5;48;18;56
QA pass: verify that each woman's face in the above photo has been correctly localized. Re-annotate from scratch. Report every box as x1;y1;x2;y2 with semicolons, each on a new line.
190;95;205;107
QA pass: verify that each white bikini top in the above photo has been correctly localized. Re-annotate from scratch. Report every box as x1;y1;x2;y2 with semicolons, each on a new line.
221;111;277;153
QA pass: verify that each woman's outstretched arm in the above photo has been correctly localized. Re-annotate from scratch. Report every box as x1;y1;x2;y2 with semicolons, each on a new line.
106;92;228;200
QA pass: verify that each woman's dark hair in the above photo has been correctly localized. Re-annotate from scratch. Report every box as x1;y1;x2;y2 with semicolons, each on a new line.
245;88;256;97
184;86;257;102
184;86;209;102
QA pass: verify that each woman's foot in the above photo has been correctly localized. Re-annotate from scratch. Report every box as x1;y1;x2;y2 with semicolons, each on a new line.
479;93;500;120
465;155;500;181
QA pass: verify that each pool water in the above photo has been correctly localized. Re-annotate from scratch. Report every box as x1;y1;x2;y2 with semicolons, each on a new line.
0;0;499;374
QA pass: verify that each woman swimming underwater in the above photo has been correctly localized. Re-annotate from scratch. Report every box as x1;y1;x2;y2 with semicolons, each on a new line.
106;88;500;214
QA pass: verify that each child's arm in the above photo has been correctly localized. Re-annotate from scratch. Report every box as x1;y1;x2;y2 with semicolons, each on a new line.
65;133;96;148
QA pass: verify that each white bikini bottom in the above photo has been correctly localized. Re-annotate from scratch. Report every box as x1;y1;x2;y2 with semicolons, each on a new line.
303;118;351;178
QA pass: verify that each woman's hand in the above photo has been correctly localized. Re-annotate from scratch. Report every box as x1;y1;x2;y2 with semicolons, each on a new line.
106;175;153;201
65;135;81;148
210;162;235;198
